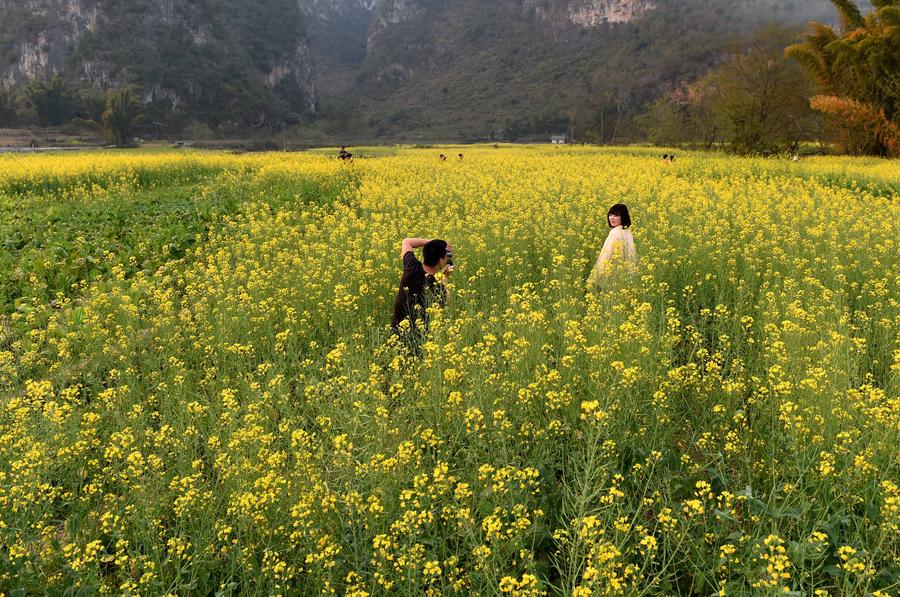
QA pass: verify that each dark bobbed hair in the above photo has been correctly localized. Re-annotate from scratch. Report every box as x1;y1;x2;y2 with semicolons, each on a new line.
423;239;449;267
607;204;632;228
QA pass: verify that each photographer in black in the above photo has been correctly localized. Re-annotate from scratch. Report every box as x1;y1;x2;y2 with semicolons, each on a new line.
391;238;453;350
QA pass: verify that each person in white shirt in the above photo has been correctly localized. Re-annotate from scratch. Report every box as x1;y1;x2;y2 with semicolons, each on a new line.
588;203;638;290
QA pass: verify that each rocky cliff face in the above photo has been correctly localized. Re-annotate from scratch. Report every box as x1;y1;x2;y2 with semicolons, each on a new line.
301;0;657;61
566;0;656;26
265;42;318;113
0;0;681;94
518;0;655;28
1;0;98;86
300;0;379;18
1;0;319;127
366;0;429;51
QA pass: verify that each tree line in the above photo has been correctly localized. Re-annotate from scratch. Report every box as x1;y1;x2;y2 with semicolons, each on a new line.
639;0;899;156
0;79;145;148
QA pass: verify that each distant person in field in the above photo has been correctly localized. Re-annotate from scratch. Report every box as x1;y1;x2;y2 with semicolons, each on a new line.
439;154;447;162
662;154;669;162
588;203;638;291
392;238;453;349
458;153;464;161
338;146;353;161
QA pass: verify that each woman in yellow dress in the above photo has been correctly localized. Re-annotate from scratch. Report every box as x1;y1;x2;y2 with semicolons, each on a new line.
587;203;638;290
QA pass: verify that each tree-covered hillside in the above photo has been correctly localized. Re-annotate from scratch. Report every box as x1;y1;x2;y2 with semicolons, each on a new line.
0;0;316;132
0;0;841;139
320;0;839;140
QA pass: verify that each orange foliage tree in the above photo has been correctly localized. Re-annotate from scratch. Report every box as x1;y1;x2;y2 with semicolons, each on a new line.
786;0;900;155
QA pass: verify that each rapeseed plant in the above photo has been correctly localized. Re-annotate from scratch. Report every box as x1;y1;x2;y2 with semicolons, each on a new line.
0;146;897;594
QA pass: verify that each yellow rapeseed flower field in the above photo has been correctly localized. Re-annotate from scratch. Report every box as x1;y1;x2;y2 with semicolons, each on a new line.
0;146;898;595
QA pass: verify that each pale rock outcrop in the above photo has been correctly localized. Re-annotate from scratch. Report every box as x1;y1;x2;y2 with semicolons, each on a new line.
567;0;656;26
266;42;319;113
520;0;655;31
367;0;426;51
3;0;98;86
299;0;379;18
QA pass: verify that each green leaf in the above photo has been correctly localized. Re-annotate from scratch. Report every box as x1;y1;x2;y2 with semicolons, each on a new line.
776;506;802;519
787;540;807;566
714;508;737;522
691;571;708;593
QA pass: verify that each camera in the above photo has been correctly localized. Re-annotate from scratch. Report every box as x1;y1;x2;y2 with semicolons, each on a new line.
445;250;454;267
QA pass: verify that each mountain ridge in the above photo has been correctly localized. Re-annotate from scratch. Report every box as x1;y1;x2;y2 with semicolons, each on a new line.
0;0;840;138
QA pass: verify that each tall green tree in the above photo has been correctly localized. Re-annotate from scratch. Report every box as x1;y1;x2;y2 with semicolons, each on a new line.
102;88;145;147
24;76;76;126
75;88;145;147
832;0;864;30
0;88;16;126
77;87;108;123
786;0;900;155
